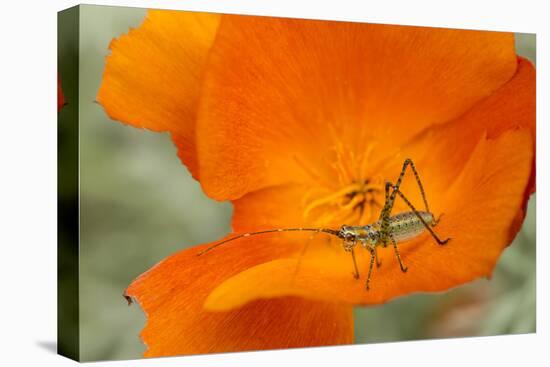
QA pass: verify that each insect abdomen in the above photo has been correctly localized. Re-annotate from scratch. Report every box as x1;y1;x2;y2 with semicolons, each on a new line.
389;211;434;243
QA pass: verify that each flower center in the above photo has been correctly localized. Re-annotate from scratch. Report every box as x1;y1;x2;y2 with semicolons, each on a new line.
297;140;386;227
302;178;384;227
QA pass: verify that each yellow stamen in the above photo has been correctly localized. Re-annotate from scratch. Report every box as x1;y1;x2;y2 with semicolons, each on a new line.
303;182;362;218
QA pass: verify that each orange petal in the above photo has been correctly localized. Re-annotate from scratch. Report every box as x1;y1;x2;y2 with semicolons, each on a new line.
125;240;352;356
97;10;220;178
232;184;317;231
197;16;517;200
205;128;533;309
396;57;535;230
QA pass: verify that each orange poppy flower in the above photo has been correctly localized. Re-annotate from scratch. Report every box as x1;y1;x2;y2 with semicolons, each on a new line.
97;10;535;357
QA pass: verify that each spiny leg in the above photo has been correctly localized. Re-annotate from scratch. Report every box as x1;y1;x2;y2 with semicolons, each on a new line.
402;159;430;213
350;248;360;279
379;159;430;223
365;248;376;290
379;181;392;221
392;186;451;245
378;181;396;241
391;235;408;272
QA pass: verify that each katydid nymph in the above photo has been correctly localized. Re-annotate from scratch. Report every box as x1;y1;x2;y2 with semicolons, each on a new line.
198;159;451;290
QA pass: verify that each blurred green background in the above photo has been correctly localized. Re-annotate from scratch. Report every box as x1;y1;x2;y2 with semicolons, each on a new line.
60;5;536;361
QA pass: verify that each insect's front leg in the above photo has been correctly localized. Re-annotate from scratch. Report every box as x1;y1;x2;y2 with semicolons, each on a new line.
343;238;360;280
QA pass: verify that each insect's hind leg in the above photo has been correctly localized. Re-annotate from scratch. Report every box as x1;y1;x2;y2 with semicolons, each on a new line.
378;181;394;222
379;159;430;223
378;159;416;236
377;181;395;244
402;159;431;214
392;186;451;245
391;235;408;272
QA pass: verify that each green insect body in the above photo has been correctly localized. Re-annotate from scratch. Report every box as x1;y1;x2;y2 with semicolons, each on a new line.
198;159;450;291
340;211;435;248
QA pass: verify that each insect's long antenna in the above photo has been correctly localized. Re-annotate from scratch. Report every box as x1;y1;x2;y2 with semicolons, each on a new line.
197;227;341;256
